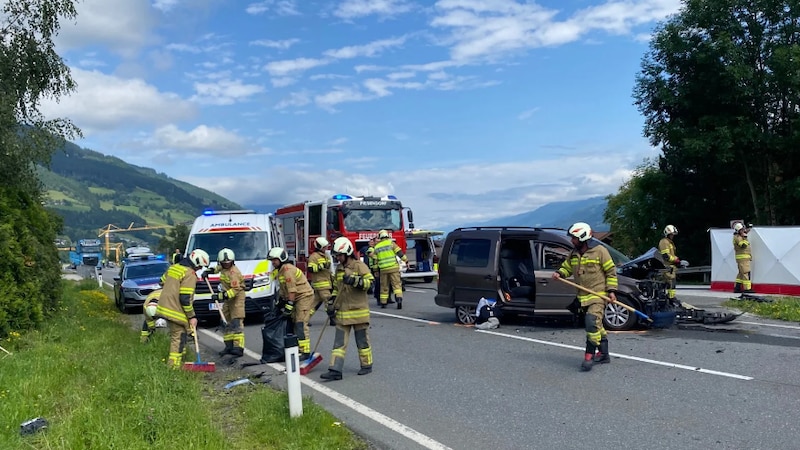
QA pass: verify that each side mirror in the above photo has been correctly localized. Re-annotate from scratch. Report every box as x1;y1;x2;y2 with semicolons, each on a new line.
407;209;414;229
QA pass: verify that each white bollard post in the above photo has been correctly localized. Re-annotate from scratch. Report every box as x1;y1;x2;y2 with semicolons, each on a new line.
95;266;102;288
284;334;303;417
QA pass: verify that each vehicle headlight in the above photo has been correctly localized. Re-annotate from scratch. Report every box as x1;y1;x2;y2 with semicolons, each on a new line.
253;274;270;288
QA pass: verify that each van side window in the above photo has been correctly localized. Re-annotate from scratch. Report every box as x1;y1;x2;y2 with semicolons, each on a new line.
542;243;571;270
449;239;491;267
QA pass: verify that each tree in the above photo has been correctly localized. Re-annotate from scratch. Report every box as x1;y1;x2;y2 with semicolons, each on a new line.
157;224;190;256
0;0;81;336
612;0;800;265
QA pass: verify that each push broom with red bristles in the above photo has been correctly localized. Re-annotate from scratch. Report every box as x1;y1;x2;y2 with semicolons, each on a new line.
299;316;328;375
183;325;216;372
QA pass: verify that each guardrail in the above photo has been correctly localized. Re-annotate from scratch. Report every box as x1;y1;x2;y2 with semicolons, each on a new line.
677;265;711;283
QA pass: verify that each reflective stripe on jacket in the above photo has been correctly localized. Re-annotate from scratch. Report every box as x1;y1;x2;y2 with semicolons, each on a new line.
331;258;374;326
557;243;618;306
272;263;314;300
733;234;752;260
374;238;407;272
307;251;333;290
156;262;197;324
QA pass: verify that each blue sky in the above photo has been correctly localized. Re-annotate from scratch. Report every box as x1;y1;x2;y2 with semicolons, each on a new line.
41;0;681;228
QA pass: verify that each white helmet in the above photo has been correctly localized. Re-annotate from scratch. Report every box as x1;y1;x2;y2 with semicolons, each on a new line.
189;249;210;268
145;303;158;318
663;224;678;236
733;223;744;232
567;222;592;242
314;237;329;250
378;229;390;239
332;237;354;256
267;247;288;263
217;248;235;263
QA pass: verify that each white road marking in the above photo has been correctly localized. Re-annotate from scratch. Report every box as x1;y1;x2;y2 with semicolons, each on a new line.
738;320;800;331
405;288;429;293
475;329;754;381
371;311;441;325
199;329;452;450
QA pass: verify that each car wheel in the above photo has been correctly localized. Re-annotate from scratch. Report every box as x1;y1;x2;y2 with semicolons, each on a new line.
603;294;636;331
423;276;434;283
455;305;476;325
118;295;128;314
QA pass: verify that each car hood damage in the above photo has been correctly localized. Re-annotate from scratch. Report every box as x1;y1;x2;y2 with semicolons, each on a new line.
620;247;739;326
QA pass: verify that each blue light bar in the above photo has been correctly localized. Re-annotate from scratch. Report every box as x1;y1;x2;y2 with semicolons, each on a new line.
332;194;353;200
387;195;397;200
203;208;214;216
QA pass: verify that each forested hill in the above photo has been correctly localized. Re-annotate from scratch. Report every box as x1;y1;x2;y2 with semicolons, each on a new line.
40;141;241;247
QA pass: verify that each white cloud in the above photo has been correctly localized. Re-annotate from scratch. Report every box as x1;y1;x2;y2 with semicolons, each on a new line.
264;57;331;76
430;0;681;62
275;91;312;109
39;68;195;134
333;0;414;19
153;0;180;12
518;107;539;120
250;38;301;49
190;79;265;105
194;145;656;228
247;0;301;16
323;36;407;59
310;73;351;80
271;77;297;87
57;0;158;57
151;124;248;154
314;86;374;111
328;137;348;146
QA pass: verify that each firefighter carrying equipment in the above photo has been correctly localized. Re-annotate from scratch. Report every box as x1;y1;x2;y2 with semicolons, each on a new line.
567;222;592;242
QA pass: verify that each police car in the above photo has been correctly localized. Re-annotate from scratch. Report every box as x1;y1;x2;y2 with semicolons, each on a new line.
113;253;170;314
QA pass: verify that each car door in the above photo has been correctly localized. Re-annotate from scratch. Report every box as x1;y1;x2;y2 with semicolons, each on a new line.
534;240;577;312
449;232;499;306
497;236;537;309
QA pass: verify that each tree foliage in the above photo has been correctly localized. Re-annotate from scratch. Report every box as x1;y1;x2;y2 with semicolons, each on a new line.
0;0;80;337
608;0;800;265
157;224;190;256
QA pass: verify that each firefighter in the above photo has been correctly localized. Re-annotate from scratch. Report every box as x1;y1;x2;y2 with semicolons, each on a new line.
308;237;334;320
658;224;683;303
320;237;375;381
552;222;617;372
733;223;753;294
202;248;246;357
373;229;407;309
268;246;316;360
140;289;162;344
155;249;209;368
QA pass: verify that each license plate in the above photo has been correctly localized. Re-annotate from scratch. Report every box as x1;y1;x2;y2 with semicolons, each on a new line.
209;303;219;310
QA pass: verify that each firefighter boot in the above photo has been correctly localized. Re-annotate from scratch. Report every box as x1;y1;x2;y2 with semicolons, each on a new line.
396;297;403;310
580;353;594;372
733;283;742;294
320;369;343;381
219;341;234;356
594;338;611;364
230;346;244;357
358;366;372;375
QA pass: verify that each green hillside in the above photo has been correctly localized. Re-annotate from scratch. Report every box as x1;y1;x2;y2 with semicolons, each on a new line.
41;141;241;249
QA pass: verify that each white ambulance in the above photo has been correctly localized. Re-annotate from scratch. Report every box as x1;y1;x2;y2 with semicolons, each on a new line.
185;209;283;320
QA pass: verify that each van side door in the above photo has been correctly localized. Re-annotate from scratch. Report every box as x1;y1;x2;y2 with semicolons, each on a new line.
447;232;499;306
534;241;576;312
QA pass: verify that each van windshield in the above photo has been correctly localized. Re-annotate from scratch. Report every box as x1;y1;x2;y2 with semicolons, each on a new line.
188;232;270;261
343;209;401;231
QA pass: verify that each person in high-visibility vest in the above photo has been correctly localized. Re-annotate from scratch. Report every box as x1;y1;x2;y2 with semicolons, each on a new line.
373;230;407;309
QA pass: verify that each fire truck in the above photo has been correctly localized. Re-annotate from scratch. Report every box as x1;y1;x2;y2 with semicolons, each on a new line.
275;194;414;272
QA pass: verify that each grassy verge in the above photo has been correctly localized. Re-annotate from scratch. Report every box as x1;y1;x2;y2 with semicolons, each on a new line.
0;280;367;449
724;296;800;322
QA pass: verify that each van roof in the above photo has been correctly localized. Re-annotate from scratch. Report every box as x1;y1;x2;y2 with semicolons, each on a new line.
189;212;274;234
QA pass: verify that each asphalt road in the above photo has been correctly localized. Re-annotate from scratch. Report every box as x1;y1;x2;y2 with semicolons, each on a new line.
85;268;800;450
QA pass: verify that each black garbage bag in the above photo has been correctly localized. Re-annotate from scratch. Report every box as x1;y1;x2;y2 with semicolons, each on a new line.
260;306;289;363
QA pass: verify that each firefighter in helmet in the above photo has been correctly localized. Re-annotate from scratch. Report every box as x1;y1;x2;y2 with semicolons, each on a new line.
202;248;246;357
373;229;407;309
320;237;375;381
308;237;334;320
659;224;685;303
140;289;165;344
733;222;753;294
156;248;209;368
268;246;315;360
552;222;617;371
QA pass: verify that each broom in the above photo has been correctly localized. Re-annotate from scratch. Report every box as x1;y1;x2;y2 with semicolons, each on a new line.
183;325;216;372
556;277;674;328
204;278;228;328
299;315;328;375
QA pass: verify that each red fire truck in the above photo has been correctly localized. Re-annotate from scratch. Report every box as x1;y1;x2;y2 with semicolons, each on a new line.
275;194;414;272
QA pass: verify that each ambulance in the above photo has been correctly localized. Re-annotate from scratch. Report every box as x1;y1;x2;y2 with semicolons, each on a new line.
185;209;283;320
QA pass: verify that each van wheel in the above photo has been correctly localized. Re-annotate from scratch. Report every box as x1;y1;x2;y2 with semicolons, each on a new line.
455;306;476;325
423;276;434;283
603;295;636;331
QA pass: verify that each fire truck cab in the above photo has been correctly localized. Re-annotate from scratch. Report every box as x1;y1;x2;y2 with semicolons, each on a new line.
275;194;414;273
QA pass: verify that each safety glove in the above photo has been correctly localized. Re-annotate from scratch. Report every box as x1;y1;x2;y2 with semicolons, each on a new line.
282;301;295;317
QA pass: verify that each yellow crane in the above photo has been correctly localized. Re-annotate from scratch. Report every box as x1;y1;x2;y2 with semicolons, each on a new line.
98;223;172;263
